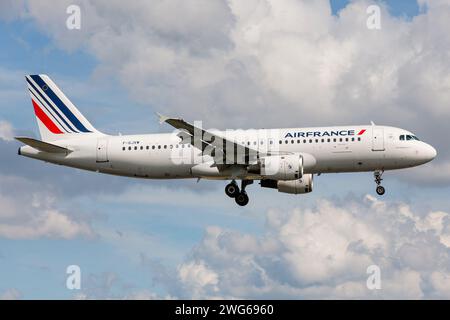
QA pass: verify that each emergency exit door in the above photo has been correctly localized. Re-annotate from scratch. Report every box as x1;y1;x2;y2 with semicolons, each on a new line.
372;127;385;151
96;138;109;162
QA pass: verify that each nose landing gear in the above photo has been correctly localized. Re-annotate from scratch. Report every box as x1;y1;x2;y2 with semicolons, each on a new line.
374;170;385;195
225;180;252;206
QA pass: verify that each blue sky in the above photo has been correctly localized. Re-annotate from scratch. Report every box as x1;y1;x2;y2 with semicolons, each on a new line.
331;0;422;17
1;0;450;299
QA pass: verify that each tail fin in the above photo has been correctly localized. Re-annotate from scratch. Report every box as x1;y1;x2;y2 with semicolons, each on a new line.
25;74;101;141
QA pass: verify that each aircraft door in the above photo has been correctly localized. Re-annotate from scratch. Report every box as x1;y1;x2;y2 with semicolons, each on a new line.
96;138;109;162
372;127;385;151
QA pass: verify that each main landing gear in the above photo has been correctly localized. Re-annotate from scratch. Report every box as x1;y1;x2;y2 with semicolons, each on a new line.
225;179;253;206
374;170;385;195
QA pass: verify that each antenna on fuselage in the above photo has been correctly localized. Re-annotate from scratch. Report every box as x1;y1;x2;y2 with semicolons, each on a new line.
370;121;376;126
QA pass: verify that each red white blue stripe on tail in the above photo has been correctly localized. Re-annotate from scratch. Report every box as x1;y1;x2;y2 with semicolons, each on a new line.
26;75;99;141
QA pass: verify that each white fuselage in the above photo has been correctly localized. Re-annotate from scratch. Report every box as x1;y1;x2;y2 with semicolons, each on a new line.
19;125;437;180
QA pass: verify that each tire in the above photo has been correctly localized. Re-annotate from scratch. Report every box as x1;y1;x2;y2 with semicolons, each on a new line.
225;183;239;198
376;185;385;196
235;192;249;206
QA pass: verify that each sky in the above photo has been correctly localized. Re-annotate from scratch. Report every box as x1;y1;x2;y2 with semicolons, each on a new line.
1;0;450;299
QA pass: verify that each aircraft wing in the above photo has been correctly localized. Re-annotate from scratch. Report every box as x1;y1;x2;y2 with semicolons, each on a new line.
158;114;260;165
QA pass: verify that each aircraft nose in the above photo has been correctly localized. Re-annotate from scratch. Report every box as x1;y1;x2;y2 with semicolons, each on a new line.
429;145;437;159
422;144;437;162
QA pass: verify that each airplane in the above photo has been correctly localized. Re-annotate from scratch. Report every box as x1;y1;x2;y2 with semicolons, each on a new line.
16;75;437;206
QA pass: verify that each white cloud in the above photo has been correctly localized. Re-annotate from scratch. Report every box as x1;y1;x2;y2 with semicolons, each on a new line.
21;0;450;124
0;207;93;239
157;195;450;299
429;271;450;298
0;120;14;141
0;288;22;300
178;261;219;298
396;161;450;186
0;175;94;239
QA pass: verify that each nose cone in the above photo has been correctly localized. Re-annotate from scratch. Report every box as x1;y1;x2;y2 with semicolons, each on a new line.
421;144;437;163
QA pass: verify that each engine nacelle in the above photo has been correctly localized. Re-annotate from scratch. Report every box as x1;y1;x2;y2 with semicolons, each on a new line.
259;154;303;180
261;174;314;194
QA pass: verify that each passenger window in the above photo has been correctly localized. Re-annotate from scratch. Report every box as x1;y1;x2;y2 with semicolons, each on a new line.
303;139;307;144
315;139;318;143
357;137;361;141
285;140;288;144
345;138;348;142
333;138;337;142
122;147;125;151
321;139;324;143
309;139;312;143
254;141;257;145
291;140;294;144
128;146;131;150
339;138;343;142
327;139;330;142
279;140;282;144
297;139;300;144
134;146;138;150
270;140;273;145
152;146;155;149
146;146;149;150
158;145;161;149
351;138;355;142
140;146;143;150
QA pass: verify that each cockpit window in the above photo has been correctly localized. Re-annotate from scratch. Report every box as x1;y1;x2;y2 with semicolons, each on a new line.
402;134;420;141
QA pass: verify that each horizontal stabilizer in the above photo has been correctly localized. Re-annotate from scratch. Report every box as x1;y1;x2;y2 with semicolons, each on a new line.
15;137;71;153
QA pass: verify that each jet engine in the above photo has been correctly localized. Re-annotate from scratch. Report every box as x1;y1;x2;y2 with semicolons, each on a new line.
261;174;313;194
257;154;303;180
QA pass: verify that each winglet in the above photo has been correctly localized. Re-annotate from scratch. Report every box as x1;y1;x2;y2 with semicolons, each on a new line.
156;112;170;124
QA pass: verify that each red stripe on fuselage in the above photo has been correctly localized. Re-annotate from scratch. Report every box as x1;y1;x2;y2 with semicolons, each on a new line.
357;129;366;135
32;99;63;134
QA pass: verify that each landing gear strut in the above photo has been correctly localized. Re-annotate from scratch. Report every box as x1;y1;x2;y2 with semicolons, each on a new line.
225;180;253;206
374;170;385;195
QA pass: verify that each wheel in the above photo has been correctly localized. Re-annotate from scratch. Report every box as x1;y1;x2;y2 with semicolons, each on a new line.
376;185;385;195
225;182;239;198
235;192;249;206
